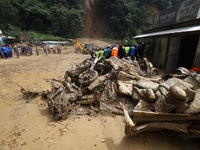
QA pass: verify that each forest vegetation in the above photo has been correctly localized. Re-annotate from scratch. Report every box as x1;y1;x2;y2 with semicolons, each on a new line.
0;0;185;40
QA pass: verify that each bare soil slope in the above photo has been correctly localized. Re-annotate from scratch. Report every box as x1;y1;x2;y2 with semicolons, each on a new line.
81;0;105;38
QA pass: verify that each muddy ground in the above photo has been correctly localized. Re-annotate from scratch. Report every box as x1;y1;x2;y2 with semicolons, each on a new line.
0;46;200;150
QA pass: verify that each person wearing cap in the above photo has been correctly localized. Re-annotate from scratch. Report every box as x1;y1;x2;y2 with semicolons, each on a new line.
14;45;19;58
112;45;118;57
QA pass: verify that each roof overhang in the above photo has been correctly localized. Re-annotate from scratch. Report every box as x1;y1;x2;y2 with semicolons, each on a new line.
134;25;200;38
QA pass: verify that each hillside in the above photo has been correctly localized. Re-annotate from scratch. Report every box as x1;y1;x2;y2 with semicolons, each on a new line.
0;0;186;40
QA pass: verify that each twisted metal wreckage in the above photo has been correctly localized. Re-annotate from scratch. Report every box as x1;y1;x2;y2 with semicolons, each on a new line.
19;57;200;138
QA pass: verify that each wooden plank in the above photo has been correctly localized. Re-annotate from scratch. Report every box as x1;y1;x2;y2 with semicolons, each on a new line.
133;110;200;122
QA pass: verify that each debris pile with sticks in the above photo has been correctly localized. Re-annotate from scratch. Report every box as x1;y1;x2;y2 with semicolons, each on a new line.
19;56;200;138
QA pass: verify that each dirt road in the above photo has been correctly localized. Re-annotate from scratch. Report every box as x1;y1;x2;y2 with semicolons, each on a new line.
0;47;199;150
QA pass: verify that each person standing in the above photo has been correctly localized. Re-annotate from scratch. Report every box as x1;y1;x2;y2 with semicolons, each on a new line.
104;46;110;59
128;44;136;60
57;46;61;54
95;49;99;58
107;46;112;59
90;48;94;58
118;45;124;59
112;45;118;57
144;41;151;60
124;44;130;57
137;42;145;59
36;46;39;55
99;48;105;59
7;46;12;58
14;45;19;58
0;47;3;58
2;45;8;59
29;45;33;55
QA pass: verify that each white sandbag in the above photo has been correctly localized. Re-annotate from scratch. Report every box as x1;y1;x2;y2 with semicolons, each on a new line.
133;77;159;92
117;71;136;81
160;78;193;90
134;100;151;112
185;88;195;101
169;85;186;101
155;89;162;99
155;95;179;113
132;87;147;101
117;80;133;96
174;103;188;114
146;89;156;102
184;89;200;114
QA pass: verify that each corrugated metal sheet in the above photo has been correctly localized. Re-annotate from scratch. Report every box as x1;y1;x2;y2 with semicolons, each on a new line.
134;25;200;38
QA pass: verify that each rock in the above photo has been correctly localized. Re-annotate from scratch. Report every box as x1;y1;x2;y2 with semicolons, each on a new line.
101;139;105;142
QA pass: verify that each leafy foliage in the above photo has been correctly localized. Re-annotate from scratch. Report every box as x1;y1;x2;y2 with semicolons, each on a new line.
0;0;186;39
0;0;85;38
95;0;185;39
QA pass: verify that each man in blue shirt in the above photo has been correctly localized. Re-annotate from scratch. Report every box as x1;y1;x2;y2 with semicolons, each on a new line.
90;48;94;58
7;46;12;58
104;46;110;59
128;44;136;60
2;45;8;59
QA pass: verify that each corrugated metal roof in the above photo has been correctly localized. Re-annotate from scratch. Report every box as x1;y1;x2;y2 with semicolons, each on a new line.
134;25;200;38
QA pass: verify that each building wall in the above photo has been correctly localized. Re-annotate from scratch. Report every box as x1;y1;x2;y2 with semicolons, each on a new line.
192;34;200;68
150;37;168;68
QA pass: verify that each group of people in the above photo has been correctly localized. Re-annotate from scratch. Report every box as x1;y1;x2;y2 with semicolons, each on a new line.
43;46;61;55
0;44;34;59
90;42;153;61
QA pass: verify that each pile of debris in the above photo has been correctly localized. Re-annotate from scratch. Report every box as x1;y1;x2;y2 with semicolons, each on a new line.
45;57;159;119
19;56;200;138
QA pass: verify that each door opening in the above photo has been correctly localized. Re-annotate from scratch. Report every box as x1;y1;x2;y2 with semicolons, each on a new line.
177;34;199;70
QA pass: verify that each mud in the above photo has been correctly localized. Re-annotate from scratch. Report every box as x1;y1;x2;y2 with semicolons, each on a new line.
0;46;200;150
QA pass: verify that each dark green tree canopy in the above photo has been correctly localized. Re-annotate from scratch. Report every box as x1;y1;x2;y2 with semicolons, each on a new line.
0;0;185;39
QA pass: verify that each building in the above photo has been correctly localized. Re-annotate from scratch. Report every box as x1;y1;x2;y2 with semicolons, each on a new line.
134;0;200;72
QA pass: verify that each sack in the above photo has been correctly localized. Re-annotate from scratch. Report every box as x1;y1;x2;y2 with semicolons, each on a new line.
117;80;133;96
160;78;193;90
155;95;179;113
134;100;151;112
184;89;200;114
169;85;186;101
174;103;188;113
146;89;156;102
